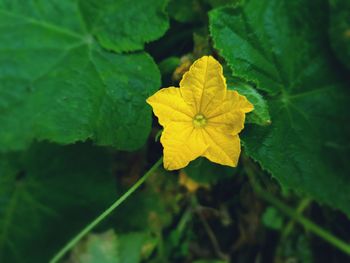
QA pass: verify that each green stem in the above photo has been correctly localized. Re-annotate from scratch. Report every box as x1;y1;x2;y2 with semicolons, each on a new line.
49;157;163;263
260;189;350;255
282;198;311;239
244;157;350;256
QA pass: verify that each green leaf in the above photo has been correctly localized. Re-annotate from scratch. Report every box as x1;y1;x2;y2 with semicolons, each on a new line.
210;1;350;216
279;234;314;263
329;0;350;70
79;0;169;52
118;232;149;263
114;170;178;232
185;157;235;184
167;0;202;23
192;260;228;263
68;230;119;263
0;1;161;152
204;0;241;8
0;142;117;263
158;56;181;76
262;207;284;230
67;230;148;263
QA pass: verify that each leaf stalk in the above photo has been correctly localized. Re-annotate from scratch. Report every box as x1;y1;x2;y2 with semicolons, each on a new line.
49;157;163;263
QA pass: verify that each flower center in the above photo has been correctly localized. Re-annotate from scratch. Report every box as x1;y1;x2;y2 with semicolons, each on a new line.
193;114;207;128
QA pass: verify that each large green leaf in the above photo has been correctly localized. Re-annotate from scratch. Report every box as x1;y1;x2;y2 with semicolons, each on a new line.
0;0;162;152
210;1;350;215
79;0;169;52
0;142;117;262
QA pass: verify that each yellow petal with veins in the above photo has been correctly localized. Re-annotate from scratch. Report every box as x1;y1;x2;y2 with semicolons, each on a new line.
207;111;245;135
179;56;226;114
201;127;241;167
207;90;254;135
161;123;207;170
227;90;254;113
146;87;194;127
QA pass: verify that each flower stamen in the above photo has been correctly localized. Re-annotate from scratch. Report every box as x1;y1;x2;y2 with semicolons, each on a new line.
193;114;207;128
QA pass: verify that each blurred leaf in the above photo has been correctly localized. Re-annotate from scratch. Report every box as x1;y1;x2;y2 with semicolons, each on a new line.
262;207;284;230
67;230;119;263
114;170;179;232
193;30;211;57
277;234;314;263
184;157;235;184
329;0;350;70
67;230;149;263
167;0;203;23
79;0;169;52
210;0;350;216
204;0;241;8
0;1;161;152
165;209;192;258
119;232;149;263
193;260;228;263
159;56;181;76
114;190;166;231
0;142;116;262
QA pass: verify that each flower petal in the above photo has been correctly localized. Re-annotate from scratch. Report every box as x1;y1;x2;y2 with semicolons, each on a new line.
179;56;226;114
161;123;207;170
207;111;245;135
228;90;255;113
146;87;194;127
201;126;241;167
207;90;254;134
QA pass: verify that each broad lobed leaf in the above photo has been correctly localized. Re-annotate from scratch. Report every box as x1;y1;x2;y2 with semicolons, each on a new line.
210;0;350;216
0;142;117;263
79;0;169;52
0;0;167;152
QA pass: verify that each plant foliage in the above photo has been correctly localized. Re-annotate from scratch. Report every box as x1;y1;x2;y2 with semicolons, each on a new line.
0;0;350;262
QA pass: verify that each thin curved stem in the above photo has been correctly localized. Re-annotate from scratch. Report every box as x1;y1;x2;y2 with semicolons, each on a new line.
258;187;350;255
243;156;350;256
49;157;163;263
281;198;311;239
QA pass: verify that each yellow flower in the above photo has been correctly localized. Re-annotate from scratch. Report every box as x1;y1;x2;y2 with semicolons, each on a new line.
147;56;253;170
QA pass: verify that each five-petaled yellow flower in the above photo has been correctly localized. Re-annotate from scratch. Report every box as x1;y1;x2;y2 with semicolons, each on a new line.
147;56;254;170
